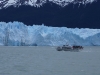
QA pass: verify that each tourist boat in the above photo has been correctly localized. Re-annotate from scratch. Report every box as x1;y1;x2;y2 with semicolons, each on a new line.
56;45;83;51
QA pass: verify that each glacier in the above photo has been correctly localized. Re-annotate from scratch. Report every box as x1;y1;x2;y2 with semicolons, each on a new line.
0;21;100;46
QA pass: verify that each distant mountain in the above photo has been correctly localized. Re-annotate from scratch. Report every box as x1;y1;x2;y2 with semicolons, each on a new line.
0;0;100;28
0;0;96;9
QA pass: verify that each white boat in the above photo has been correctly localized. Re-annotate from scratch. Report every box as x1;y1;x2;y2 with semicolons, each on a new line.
56;45;73;51
56;45;83;51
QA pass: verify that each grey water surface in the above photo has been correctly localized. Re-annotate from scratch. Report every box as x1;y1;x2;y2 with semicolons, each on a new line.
0;46;100;75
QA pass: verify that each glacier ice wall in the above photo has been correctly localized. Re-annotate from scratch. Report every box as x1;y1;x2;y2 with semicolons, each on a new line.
0;21;100;46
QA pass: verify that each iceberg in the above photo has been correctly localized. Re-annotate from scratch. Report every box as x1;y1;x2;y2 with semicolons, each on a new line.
0;21;100;46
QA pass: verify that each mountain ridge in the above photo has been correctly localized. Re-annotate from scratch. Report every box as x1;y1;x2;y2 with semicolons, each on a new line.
0;0;96;9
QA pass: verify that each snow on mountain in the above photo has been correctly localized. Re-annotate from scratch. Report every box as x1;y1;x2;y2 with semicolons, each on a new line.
0;0;97;9
0;21;100;46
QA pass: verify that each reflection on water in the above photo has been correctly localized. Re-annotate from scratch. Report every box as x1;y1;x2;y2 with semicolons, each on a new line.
0;46;100;75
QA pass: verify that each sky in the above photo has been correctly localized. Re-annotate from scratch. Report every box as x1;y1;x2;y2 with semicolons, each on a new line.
0;0;100;28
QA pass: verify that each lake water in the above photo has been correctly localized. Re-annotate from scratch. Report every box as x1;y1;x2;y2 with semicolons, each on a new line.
0;46;100;75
